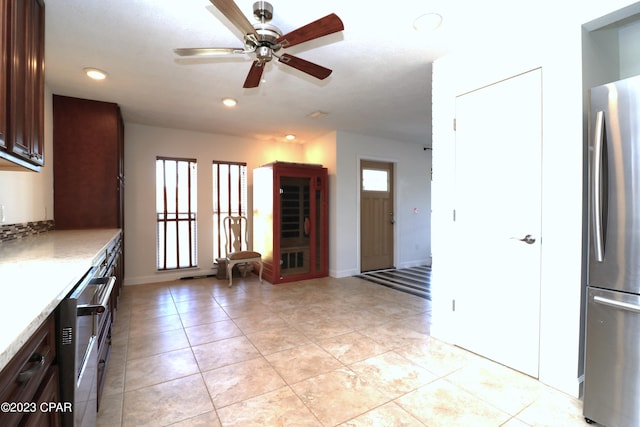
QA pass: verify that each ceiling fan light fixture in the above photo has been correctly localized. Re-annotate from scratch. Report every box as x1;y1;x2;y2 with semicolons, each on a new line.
83;67;107;80
284;134;296;141
413;13;443;32
222;97;238;107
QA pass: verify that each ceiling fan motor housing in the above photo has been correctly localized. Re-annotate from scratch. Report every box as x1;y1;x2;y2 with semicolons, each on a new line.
253;1;273;22
245;22;282;59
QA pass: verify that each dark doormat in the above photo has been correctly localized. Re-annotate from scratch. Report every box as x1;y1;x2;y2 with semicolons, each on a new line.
355;265;432;300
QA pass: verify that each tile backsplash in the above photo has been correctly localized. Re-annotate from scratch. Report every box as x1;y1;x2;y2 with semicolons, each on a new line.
0;220;54;242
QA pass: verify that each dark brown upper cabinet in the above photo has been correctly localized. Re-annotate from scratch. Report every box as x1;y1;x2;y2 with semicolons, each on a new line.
0;3;7;152
0;0;45;171
53;95;125;230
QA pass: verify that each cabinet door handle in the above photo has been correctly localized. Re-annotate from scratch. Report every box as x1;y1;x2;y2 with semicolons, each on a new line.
16;353;45;383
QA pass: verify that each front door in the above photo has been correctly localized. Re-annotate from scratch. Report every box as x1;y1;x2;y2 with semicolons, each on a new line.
453;69;542;378
360;160;394;272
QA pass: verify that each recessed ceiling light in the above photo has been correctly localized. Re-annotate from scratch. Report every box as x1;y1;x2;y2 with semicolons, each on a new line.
307;110;328;119
83;67;107;80
285;134;296;141
413;13;443;32
222;98;237;107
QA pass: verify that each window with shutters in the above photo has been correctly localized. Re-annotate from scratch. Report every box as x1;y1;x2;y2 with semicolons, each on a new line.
212;161;248;260
156;157;198;270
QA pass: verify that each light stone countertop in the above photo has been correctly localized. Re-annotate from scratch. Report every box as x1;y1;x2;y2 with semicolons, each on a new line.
0;229;121;371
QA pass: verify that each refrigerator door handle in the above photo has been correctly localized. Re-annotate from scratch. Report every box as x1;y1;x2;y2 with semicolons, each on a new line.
592;110;606;262
594;295;640;314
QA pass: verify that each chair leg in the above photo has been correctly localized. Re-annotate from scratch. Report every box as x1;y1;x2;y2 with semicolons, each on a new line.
258;261;263;284
240;263;248;277
227;261;233;288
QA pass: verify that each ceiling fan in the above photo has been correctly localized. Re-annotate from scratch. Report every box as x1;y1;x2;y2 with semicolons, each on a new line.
174;0;344;88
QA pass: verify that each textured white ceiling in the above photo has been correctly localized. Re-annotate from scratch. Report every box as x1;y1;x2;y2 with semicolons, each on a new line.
45;0;456;145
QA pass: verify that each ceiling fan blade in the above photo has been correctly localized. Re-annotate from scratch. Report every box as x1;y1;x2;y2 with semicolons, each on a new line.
174;47;245;57
277;13;344;48
209;0;258;38
278;53;332;80
243;61;265;88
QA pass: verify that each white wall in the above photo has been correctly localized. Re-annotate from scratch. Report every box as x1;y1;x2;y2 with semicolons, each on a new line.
0;87;54;224
619;19;640;77
431;0;640;397
333;131;432;277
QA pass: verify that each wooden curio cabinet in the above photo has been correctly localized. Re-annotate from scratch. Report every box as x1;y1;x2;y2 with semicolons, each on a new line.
253;162;328;284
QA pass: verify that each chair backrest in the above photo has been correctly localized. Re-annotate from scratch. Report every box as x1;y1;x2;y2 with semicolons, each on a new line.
223;216;249;255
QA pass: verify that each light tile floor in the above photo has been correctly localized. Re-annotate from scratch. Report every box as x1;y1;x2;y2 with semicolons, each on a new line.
97;275;590;427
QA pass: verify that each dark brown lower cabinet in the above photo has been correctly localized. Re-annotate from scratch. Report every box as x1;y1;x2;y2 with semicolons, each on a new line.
22;367;61;427
0;315;60;427
96;311;112;410
97;232;122;409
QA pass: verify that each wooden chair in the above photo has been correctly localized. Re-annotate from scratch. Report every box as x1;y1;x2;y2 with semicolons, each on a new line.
223;216;263;287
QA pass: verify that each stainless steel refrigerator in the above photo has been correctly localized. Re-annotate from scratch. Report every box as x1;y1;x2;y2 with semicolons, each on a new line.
584;74;640;427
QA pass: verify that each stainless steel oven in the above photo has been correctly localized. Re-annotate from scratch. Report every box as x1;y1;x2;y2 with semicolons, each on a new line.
56;267;115;427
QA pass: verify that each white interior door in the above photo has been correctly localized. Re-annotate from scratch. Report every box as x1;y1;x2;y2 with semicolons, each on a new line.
453;69;542;378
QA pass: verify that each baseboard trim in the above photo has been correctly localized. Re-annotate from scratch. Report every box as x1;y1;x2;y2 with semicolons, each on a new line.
124;268;217;286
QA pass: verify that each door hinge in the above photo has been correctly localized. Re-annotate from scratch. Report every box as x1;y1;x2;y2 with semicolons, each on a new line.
452;299;456;312
453;118;457;131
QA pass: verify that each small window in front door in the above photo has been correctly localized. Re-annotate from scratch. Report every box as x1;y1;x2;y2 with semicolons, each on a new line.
362;169;389;192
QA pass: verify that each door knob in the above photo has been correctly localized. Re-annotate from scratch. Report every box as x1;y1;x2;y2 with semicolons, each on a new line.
519;234;536;244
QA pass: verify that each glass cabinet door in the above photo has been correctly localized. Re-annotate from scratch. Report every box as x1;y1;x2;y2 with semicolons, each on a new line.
279;176;311;277
314;184;323;273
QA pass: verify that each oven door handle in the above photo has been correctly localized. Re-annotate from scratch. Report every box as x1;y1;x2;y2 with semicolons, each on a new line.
77;276;116;316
